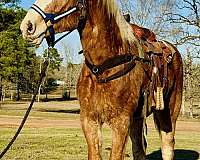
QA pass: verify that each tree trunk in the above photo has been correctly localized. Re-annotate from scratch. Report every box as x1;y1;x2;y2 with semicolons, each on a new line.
2;88;5;102
0;77;3;101
10;90;13;100
181;93;185;116
16;80;20;101
189;97;193;118
45;88;48;101
38;84;41;102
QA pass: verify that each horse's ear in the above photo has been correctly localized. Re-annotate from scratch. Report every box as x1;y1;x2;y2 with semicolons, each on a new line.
123;14;130;23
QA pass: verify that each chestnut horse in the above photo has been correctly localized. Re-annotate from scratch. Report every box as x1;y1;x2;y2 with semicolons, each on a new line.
20;0;183;159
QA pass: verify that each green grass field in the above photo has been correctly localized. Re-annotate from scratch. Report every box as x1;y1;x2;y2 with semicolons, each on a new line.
0;101;200;160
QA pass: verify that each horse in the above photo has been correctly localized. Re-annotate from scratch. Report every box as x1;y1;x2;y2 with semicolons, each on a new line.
20;0;183;159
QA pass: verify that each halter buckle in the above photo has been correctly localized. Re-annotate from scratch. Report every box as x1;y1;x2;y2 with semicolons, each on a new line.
46;20;53;27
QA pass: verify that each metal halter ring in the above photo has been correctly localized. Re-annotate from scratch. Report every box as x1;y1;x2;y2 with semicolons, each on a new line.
92;67;99;74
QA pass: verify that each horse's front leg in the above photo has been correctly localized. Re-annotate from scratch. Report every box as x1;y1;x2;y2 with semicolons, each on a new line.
109;115;130;160
81;113;103;160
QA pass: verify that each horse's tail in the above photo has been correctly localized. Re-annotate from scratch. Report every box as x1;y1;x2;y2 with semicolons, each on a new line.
166;42;183;120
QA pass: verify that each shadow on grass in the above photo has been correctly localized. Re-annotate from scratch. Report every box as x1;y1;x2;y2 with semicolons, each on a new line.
41;97;78;102
39;109;80;114
147;149;199;160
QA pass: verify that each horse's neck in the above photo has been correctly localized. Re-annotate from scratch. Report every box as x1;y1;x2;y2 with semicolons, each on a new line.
80;1;125;65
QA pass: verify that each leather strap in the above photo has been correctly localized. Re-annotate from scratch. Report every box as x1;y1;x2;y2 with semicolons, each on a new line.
85;54;139;83
98;60;136;83
163;62;168;89
85;54;135;75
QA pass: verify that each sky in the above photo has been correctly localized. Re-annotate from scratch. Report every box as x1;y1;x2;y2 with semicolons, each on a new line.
19;0;83;64
20;1;33;9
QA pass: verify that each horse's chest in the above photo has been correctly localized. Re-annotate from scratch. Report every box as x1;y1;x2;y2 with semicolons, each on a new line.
78;77;136;122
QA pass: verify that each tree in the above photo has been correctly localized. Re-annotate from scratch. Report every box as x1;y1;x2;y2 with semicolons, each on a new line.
20;53;40;95
0;30;35;100
43;48;63;70
165;0;200;60
183;48;200;118
120;0;177;39
0;0;20;7
40;48;63;101
0;6;36;101
166;0;200;45
62;44;82;99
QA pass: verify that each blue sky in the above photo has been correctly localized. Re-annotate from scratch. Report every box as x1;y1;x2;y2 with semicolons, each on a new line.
20;0;83;64
20;0;34;9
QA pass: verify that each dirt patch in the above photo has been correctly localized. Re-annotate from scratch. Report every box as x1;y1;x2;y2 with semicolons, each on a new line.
0;101;200;131
0;115;200;132
0;116;81;128
147;119;200;132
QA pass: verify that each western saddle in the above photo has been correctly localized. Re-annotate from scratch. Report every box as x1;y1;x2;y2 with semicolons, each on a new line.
124;14;176;110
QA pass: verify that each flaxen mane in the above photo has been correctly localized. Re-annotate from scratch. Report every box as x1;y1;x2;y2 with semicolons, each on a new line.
100;0;136;43
100;0;144;55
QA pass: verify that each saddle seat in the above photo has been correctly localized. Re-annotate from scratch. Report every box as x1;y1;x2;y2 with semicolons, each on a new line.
124;14;175;59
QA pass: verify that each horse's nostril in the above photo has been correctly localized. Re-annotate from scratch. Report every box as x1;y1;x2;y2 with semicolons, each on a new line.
27;20;33;32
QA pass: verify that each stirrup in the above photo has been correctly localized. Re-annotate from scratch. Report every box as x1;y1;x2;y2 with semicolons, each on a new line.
155;87;164;110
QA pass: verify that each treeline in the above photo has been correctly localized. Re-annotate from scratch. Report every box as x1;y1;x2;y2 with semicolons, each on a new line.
183;50;200;118
0;1;63;101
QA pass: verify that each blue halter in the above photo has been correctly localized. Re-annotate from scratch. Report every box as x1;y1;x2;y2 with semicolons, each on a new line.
30;0;85;47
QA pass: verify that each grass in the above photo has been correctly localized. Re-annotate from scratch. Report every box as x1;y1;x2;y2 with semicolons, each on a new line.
0;101;200;160
1;128;200;160
0;128;88;160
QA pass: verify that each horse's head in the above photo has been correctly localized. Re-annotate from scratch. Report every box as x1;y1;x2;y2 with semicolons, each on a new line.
20;0;85;46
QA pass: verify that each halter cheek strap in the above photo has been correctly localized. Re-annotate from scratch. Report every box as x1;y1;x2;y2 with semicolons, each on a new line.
30;0;86;47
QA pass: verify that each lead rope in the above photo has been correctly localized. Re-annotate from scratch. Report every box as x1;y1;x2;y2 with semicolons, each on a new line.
142;89;148;154
0;49;50;159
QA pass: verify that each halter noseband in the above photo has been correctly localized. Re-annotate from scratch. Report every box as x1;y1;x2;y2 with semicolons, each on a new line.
30;0;85;47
